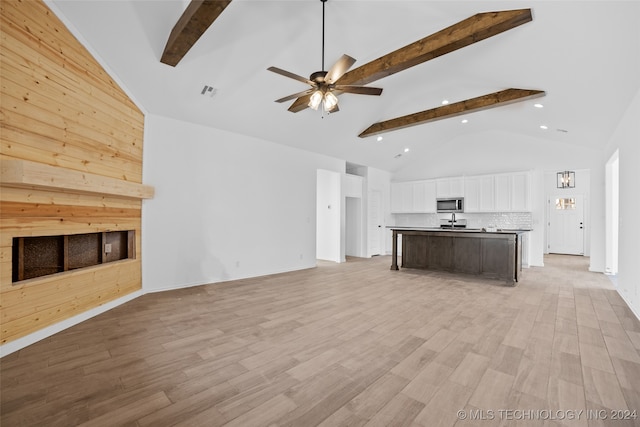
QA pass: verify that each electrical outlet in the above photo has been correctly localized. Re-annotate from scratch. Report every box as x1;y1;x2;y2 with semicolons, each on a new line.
104;243;112;254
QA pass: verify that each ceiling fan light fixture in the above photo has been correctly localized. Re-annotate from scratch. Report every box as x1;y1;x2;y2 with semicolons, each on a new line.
309;90;323;110
323;92;338;112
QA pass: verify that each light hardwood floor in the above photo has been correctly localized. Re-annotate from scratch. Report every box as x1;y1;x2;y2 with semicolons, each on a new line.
2;255;639;426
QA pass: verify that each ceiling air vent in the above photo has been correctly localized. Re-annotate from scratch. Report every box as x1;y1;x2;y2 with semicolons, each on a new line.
200;85;217;98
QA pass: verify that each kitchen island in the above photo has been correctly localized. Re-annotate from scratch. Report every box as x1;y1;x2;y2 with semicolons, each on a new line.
389;227;529;285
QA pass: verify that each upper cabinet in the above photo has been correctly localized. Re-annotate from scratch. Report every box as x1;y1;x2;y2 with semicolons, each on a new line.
464;175;495;212
393;171;531;214
495;171;531;212
391;180;436;213
436;176;464;198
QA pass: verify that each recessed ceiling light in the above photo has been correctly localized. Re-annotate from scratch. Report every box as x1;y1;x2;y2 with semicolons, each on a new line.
534;103;544;108
442;100;449;105
461;119;468;124
377;136;383;142
404;148;410;153
540;125;548;130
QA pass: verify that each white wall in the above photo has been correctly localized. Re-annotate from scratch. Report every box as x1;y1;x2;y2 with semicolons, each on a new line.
604;89;640;318
393;130;604;270
142;115;344;292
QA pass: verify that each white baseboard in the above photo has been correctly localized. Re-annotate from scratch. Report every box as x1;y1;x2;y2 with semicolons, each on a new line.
616;289;640;322
144;265;317;294
0;290;143;358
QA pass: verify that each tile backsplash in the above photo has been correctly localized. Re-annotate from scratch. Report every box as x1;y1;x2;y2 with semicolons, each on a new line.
393;212;533;230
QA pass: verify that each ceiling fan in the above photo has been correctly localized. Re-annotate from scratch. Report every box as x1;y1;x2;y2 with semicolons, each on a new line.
267;0;383;113
268;6;543;131
162;2;543;134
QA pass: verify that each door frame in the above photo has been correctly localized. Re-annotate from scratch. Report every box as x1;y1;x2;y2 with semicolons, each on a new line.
368;189;384;257
605;150;619;275
546;194;585;255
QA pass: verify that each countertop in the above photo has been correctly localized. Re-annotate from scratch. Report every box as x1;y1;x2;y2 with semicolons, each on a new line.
387;226;531;234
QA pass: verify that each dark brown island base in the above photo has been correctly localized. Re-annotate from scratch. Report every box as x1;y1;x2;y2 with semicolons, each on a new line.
389;227;530;286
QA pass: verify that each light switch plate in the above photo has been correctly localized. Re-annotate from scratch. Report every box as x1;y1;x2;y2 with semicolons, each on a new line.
104;243;112;253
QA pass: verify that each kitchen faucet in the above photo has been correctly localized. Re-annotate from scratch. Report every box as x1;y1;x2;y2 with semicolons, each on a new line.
450;212;456;227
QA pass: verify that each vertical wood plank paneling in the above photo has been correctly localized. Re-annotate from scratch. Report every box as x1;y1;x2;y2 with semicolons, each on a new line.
0;0;145;344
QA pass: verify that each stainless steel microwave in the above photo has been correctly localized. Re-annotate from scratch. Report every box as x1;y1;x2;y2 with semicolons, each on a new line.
437;197;464;213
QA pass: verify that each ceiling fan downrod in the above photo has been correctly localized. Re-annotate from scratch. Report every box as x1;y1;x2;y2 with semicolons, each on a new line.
321;0;327;72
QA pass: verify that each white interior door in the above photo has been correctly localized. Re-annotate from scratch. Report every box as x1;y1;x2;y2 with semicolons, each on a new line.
368;190;383;256
548;195;584;255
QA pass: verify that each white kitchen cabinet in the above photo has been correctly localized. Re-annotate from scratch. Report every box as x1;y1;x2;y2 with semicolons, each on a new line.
391;182;414;213
494;172;531;212
391;180;437;213
412;180;437;213
436;176;464;198
393;172;530;213
495;174;511;212
464;175;495;212
510;172;531;212
390;182;404;213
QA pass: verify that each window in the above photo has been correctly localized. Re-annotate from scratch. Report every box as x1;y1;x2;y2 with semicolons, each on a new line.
555;198;576;210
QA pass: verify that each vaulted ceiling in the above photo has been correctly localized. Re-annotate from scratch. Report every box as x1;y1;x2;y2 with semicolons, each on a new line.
49;0;640;172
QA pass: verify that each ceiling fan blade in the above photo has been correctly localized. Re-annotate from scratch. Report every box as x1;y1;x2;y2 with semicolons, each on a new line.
324;54;357;84
359;88;545;138
267;66;315;86
275;89;314;103
334;86;383;96
161;0;233;67
340;9;532;86
288;93;313;113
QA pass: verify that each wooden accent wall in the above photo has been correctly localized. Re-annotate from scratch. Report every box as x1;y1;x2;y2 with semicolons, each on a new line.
1;0;147;344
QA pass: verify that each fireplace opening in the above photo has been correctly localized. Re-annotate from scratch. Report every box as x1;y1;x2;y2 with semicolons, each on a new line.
12;231;135;283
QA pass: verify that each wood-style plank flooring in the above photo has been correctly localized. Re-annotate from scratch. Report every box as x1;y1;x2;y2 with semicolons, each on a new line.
2;255;640;426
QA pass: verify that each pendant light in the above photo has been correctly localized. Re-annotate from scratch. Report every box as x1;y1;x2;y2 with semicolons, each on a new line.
556;171;575;188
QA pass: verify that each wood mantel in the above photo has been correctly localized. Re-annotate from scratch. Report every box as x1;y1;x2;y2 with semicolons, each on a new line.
0;158;154;200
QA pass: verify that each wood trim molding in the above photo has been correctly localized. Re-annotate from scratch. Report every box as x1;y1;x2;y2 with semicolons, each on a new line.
0;158;154;200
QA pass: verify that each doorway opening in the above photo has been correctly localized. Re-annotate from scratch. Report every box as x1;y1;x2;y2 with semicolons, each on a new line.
605;150;619;275
368;189;383;257
346;197;363;258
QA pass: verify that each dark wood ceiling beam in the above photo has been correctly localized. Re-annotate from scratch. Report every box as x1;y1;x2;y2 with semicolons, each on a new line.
339;9;532;86
358;88;545;138
160;0;232;67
